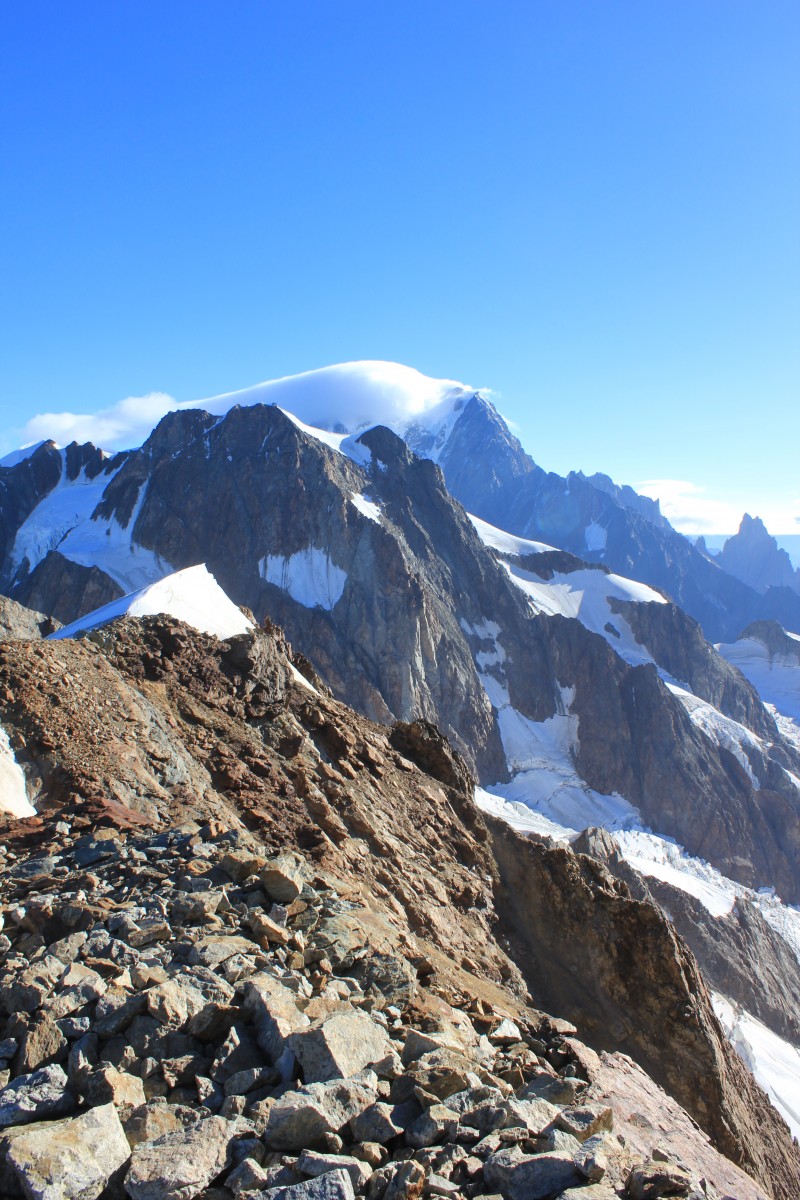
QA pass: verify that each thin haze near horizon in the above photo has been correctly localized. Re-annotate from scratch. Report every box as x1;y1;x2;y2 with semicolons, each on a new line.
1;2;797;536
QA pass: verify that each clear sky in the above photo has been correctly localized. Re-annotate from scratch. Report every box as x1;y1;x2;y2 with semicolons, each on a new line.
1;1;798;534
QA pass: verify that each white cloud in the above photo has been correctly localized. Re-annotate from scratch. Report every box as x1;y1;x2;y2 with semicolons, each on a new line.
637;478;800;537
19;392;177;452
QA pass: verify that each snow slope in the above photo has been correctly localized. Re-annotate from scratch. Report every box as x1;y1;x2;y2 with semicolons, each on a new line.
10;451;120;577
713;994;800;1140
50;565;253;642
717;635;800;723
0;727;36;818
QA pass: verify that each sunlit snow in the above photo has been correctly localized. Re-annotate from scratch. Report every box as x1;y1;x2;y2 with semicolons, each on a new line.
260;548;347;611
468;514;555;557
0;727;36;818
191;362;475;436
350;493;381;524
50;564;253;642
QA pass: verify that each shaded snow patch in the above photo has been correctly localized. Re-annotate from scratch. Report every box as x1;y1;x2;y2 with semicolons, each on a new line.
260;548;347;611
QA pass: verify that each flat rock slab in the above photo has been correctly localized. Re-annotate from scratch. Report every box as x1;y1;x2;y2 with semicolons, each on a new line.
6;1101;129;1200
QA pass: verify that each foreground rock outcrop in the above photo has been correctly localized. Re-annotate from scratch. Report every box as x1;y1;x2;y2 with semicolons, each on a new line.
0;612;798;1197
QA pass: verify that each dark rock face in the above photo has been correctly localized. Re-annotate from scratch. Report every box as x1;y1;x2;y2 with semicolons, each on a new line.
737;619;800;662
14;553;122;626
608;596;777;739
432;395;800;642
0;441;123;588
717;515;800;596
0;597;58;641
574;828;800;1048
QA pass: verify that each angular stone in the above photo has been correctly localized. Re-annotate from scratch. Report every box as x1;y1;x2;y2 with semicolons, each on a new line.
12;1014;67;1074
0;957;65;1014
298;1149;372;1189
125;1115;238;1200
259;853;306;903
264;1072;379;1151
425;1175;460;1197
489;1019;521;1045
555;1104;613;1143
574;1132;610;1183
189;935;258;969
350;1102;404;1144
0;1064;74;1129
6;1101;129;1200
147;977;208;1029
242;973;310;1063
223;1065;278;1097
405;1103;459;1149
626;1159;692;1200
517;1074;585;1107
48;968;107;1022
82;1065;146;1115
502;1096;560;1136
123;1101;199;1148
250;911;291;947
93;988;147;1037
221;850;268;883
211;1024;264;1083
383;1159;426;1200
483;1148;582;1200
289;1009;393;1083
226;1155;271;1196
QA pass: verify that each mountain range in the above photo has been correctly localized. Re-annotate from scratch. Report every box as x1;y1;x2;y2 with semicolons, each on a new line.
1;361;799;1197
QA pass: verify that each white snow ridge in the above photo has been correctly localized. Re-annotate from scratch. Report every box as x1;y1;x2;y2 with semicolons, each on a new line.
50;565;254;642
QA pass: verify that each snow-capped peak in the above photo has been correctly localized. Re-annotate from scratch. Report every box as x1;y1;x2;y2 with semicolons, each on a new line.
49;564;254;642
180;361;477;437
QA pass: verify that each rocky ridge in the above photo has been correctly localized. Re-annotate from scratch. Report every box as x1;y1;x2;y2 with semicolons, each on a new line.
0;612;798;1197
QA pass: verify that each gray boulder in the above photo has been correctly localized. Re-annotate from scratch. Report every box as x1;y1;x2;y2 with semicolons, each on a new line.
484;1147;582;1200
0;1065;74;1129
261;1168;355;1200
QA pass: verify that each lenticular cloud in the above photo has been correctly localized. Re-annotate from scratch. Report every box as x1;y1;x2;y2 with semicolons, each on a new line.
13;362;479;455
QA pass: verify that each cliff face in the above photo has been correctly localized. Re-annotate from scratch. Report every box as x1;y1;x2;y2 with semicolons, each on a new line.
0;612;798;1197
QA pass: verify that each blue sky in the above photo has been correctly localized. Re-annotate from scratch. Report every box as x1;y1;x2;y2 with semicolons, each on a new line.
1;1;798;534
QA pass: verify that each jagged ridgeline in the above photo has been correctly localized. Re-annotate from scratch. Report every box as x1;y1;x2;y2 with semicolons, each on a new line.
0;612;796;1199
0;362;799;1198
